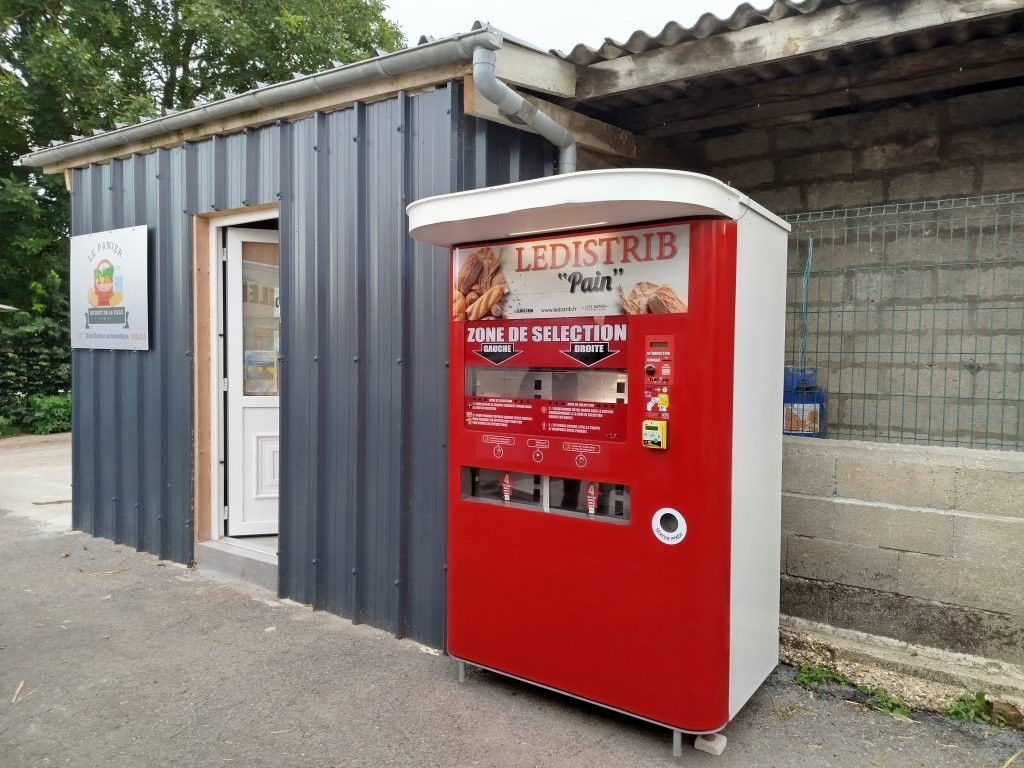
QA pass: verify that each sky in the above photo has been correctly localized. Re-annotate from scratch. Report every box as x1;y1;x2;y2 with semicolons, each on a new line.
382;0;777;53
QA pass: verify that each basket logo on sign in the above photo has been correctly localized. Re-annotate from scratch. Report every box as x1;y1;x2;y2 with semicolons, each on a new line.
85;256;129;329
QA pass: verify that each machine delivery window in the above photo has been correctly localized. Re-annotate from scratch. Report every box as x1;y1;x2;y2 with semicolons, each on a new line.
467;367;627;403
463;467;630;522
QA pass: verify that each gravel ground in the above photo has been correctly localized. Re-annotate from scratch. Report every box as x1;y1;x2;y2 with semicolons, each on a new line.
1;510;1021;768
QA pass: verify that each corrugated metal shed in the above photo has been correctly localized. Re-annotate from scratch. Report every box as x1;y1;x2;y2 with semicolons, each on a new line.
70;81;550;646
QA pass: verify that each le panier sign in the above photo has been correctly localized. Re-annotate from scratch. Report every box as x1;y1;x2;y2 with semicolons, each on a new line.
70;225;149;350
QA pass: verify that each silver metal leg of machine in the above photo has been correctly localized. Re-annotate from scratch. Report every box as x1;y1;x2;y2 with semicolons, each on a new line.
672;729;682;757
457;660;466;683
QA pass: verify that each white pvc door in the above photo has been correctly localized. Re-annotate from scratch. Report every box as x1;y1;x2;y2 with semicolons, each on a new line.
226;228;280;536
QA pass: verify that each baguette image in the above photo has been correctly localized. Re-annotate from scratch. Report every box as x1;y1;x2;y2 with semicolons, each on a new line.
454;247;509;321
452;290;467;321
467;285;506;321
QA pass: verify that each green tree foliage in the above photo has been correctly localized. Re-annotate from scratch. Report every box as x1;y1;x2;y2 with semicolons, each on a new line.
0;0;403;431
0;269;71;427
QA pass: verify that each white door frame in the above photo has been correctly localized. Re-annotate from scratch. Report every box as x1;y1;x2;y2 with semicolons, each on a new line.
204;210;280;541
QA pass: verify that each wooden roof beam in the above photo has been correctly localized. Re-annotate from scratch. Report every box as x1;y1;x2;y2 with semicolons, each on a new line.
576;0;1024;101
494;43;577;98
623;32;1024;137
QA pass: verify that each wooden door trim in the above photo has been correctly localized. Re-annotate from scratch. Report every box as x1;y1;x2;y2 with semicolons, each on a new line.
191;204;278;550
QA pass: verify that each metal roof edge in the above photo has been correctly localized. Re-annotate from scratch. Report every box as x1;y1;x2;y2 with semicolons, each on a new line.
20;26;506;170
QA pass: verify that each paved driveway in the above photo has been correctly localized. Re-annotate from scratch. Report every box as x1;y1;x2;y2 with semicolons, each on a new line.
1;435;1020;767
0;432;72;529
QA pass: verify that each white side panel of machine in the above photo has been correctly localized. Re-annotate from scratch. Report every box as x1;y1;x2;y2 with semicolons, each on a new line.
728;208;787;718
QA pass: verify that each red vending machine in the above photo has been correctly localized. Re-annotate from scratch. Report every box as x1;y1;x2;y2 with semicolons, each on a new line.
408;170;790;755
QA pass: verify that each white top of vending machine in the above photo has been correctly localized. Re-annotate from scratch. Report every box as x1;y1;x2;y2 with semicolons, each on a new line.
407;168;789;247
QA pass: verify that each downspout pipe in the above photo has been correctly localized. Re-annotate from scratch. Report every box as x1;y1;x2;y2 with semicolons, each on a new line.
472;47;577;174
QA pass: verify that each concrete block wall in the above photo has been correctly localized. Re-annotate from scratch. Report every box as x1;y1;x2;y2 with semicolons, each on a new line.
781;436;1024;664
669;85;1024;214
661;84;1024;447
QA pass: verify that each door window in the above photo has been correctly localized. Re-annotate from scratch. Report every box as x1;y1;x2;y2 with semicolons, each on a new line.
241;242;280;396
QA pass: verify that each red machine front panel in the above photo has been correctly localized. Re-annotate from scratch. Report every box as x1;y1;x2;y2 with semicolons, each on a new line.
447;219;738;731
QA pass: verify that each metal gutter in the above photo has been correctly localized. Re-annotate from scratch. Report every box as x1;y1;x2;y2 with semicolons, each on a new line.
20;27;504;169
471;47;577;174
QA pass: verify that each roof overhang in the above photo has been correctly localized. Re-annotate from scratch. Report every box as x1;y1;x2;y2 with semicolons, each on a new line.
21;1;1024;177
564;0;1024;144
20;27;577;173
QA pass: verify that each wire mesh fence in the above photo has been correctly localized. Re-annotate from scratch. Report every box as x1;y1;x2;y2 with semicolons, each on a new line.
784;193;1024;451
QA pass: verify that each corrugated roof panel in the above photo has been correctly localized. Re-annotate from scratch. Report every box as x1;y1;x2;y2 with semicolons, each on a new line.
571;5;1024;125
558;0;862;65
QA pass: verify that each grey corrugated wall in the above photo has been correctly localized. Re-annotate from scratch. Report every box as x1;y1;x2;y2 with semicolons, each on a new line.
69;81;550;646
70;146;201;563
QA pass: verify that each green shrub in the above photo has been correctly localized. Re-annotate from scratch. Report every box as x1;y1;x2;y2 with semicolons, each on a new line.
21;393;71;434
0;415;19;437
0;308;71;432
